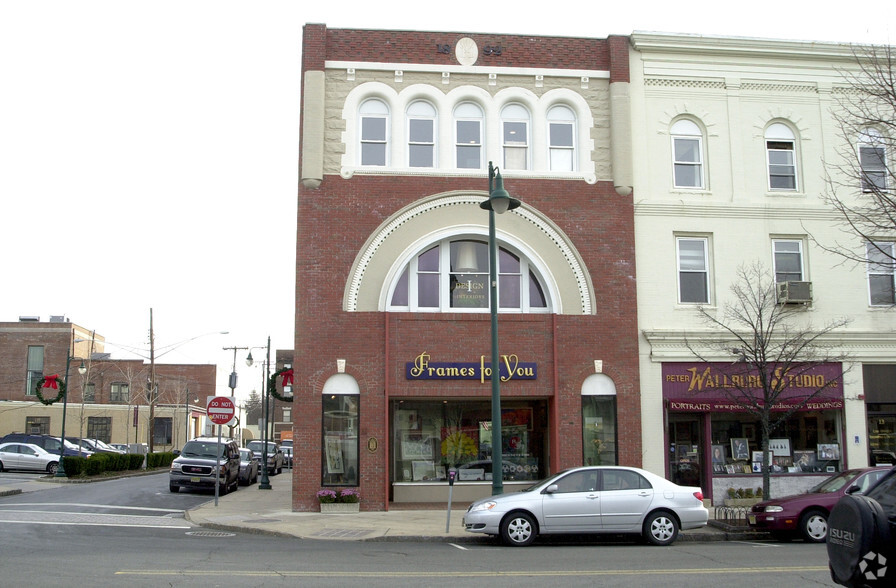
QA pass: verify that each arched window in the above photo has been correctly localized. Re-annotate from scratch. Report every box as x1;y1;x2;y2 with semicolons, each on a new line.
582;374;617;466
322;373;360;487
859;129;888;192
502;103;530;170
765;123;798;191
671;119;704;189
408;101;436;168
455;102;483;169
388;238;549;312
547;105;576;171
359;99;389;166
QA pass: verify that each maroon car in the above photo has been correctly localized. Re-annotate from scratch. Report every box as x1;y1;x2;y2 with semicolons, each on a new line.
749;467;890;542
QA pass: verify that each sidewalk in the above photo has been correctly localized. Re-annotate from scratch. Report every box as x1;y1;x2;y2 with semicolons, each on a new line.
185;474;748;543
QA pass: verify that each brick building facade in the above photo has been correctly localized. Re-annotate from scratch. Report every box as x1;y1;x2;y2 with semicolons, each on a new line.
294;25;641;510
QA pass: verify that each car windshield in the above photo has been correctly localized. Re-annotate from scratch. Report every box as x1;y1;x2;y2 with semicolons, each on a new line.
247;442;277;452
62;439;81;450
239;450;253;459
808;470;860;493
180;441;226;459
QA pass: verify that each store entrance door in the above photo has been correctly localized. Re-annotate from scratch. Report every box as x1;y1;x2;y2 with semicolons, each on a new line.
668;414;704;489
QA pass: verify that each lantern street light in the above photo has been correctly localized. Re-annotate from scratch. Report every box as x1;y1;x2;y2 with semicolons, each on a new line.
480;161;521;495
56;332;87;478
247;338;272;490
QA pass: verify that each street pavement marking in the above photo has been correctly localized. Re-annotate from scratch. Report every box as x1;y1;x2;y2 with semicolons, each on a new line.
116;566;829;577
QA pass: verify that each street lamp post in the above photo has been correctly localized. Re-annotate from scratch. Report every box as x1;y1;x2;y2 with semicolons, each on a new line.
480;161;521;496
247;338;273;490
56;332;86;478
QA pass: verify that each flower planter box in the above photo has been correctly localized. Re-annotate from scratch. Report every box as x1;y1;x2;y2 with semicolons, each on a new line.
319;502;360;513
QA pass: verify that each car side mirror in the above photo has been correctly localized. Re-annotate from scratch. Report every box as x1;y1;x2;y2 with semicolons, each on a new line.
544;484;559;494
845;484;861;495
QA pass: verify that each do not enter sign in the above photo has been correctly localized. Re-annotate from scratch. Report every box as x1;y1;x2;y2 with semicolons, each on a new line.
207;396;235;425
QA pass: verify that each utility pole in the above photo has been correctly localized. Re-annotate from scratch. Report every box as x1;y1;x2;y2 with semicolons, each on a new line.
223;345;248;439
148;308;156;453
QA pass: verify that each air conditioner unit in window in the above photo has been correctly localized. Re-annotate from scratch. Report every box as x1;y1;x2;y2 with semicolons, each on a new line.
777;281;813;304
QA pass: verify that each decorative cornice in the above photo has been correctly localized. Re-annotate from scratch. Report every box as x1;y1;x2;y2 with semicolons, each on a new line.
633;201;839;221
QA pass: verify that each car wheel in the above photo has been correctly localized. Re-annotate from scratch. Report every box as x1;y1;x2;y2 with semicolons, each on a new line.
643;511;679;546
46;461;58;475
799;509;828;543
0;460;5;472
169;484;179;493
827;494;890;586
500;512;537;547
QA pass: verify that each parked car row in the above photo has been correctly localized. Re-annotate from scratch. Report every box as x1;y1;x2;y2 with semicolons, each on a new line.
0;441;61;474
169;438;285;495
0;433;92;458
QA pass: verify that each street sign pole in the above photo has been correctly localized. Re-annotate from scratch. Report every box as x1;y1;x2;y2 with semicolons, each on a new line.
207;396;236;507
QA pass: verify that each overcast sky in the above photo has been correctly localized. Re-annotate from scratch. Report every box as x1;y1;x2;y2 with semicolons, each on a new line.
2;1;894;402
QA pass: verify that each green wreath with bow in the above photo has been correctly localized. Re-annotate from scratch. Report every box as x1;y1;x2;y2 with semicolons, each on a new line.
267;367;295;403
34;374;66;405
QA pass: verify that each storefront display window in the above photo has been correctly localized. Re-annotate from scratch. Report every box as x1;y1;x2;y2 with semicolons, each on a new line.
582;374;618;467
391;399;545;483
710;411;842;475
321;374;360;486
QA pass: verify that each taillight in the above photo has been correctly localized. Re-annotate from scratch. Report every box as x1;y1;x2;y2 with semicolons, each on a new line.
693;491;704;502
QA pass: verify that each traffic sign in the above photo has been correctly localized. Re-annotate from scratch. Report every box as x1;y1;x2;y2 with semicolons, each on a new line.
207;396;235;425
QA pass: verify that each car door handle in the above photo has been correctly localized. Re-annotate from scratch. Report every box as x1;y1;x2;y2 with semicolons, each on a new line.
638;491;651;497
587;494;599;499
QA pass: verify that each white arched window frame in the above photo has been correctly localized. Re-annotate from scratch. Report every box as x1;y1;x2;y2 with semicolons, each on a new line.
501;103;530;170
407;100;437;168
387;236;551;313
859;128;889;192
766;122;798;191
547;105;576;172
359;98;390;166
454;102;484;169
582;374;618;466
671;119;705;189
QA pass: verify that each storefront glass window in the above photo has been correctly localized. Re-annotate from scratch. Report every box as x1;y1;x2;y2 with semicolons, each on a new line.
391;399;545;483
322;393;359;486
709;411;842;475
582;396;617;466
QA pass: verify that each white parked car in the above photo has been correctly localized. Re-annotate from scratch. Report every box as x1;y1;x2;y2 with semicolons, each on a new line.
0;442;61;475
463;466;708;546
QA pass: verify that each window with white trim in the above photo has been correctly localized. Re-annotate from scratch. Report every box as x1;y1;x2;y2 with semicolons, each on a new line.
388;238;549;312
408;101;436;168
772;239;805;283
766;123;798;191
867;242;896;305
547;105;576;171
859;129;888;192
26;346;43;396
455;102;483;169
110;382;129;402
671;119;704;189
360;99;389;166
501;103;530;170
676;237;710;304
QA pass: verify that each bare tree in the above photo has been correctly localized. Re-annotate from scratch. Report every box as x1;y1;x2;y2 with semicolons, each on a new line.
687;262;852;498
817;44;896;264
245;389;262;426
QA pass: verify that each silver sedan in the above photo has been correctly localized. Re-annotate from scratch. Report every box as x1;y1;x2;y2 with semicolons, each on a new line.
462;466;708;546
0;442;60;475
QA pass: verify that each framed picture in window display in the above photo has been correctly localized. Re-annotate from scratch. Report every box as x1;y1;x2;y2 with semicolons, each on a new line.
818;444;840;461
711;445;726;464
743;424;756;440
502;426;528;456
412;460;436;481
752;450;773;465
401;435;431;460
325;436;344;474
794;450;818;471
398;410;420;431
769;438;791;457
772;455;793;472
731;438;750;460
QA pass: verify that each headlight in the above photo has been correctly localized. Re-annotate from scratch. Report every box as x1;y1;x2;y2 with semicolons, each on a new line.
170;463;182;473
469;501;498;512
764;505;784;513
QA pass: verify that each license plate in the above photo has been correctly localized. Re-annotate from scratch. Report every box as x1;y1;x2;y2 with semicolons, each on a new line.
748;515;756;525
190;477;201;483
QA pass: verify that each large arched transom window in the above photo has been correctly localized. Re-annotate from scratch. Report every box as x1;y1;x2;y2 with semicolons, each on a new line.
388;238;549;312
